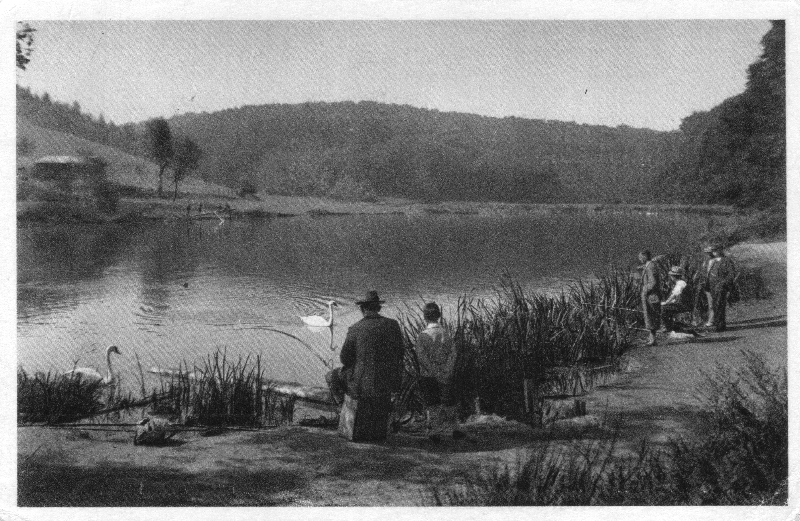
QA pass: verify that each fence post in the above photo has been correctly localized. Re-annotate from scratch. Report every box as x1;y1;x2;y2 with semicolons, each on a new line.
523;377;536;415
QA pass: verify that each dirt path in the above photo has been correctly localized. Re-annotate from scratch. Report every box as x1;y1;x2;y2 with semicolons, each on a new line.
584;241;786;454
17;242;787;507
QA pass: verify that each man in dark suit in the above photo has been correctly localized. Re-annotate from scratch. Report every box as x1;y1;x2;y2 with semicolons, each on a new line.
326;291;405;441
697;244;737;332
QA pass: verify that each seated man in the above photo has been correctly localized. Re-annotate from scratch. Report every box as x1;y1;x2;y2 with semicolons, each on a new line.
325;291;404;442
415;302;465;442
661;266;690;332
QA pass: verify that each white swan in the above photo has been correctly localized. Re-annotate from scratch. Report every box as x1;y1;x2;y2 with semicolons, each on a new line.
149;366;216;382
64;345;121;385
300;301;338;328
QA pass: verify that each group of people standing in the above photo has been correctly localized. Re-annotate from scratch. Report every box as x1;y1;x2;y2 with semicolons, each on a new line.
639;243;737;346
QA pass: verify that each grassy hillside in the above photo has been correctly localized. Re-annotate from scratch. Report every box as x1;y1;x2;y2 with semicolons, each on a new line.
17;117;234;198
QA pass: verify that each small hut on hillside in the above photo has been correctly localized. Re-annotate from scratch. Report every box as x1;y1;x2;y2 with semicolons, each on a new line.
32;155;106;192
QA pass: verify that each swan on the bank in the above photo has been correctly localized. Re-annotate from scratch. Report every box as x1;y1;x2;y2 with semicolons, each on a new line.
64;345;121;385
300;301;339;328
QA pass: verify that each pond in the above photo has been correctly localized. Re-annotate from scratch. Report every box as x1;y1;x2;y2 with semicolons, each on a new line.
17;210;709;390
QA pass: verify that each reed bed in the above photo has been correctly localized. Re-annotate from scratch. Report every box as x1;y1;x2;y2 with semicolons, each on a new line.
400;270;642;420
150;351;293;427
17;369;133;424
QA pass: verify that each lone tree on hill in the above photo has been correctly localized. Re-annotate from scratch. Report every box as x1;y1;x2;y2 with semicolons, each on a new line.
146;118;173;197
16;23;35;70
172;136;202;201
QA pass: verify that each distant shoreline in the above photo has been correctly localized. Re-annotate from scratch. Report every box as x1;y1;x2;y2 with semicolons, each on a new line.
17;193;737;225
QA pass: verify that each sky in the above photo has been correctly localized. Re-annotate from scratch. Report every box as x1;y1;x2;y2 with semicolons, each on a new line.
15;19;771;131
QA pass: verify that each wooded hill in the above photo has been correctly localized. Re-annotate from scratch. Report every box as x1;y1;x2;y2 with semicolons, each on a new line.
18;23;783;210
167;102;679;203
657;21;785;218
17;86;679;204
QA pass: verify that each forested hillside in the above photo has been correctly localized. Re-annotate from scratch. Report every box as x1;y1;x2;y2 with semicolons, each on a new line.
17;22;783;209
658;21;785;222
166;102;679;203
17;87;679;203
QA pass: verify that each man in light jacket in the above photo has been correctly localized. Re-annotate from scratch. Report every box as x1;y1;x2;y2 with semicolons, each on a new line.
639;250;662;346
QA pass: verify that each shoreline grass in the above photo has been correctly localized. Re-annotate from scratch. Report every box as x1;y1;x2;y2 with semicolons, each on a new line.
398;269;642;422
431;349;787;506
148;351;298;427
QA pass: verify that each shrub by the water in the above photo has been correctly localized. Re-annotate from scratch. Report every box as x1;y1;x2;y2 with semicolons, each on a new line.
90;179;120;214
238;180;259;199
431;350;787;506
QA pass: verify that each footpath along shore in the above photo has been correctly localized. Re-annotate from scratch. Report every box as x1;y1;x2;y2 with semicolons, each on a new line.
16;241;787;507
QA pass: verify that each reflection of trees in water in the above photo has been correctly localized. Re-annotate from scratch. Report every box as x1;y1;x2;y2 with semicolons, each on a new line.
138;222;200;314
19;223;138;281
18;223;140;316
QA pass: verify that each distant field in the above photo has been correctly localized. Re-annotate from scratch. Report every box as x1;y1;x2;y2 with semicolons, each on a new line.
17;118;235;198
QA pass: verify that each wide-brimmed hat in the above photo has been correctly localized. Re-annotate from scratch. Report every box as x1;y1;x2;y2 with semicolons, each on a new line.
355;290;385;305
668;266;685;277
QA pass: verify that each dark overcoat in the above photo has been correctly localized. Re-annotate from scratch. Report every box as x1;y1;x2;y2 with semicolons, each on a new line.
699;256;736;292
340;315;404;401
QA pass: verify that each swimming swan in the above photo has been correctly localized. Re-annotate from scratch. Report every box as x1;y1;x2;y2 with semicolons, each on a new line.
300;301;339;328
64;345;121;385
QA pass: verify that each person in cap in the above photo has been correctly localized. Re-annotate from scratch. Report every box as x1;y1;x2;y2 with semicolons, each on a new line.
415;302;465;442
325;290;404;442
706;244;737;332
695;244;736;331
660;266;689;332
638;250;662;346
693;245;716;326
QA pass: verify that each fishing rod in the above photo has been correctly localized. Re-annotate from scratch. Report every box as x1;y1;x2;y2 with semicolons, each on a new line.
258;326;333;369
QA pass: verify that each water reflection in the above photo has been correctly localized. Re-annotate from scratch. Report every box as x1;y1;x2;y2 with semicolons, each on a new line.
17;223;139;318
18;212;707;389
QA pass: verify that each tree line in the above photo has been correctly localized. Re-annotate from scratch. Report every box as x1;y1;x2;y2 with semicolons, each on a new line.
166;102;678;203
657;20;785;226
16;21;784;211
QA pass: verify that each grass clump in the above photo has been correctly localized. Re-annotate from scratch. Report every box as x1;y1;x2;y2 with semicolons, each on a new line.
431;350;787;506
150;351;293;427
17;369;106;424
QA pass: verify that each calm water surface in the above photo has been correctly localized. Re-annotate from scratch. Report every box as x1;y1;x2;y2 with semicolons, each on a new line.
17;212;707;389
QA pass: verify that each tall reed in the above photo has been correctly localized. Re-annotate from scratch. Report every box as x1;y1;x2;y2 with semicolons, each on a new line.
17;369;134;424
399;270;641;420
150;350;291;427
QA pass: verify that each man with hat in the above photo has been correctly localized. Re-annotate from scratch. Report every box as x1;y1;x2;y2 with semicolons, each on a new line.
326;290;405;442
660;266;689;332
696;244;737;332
